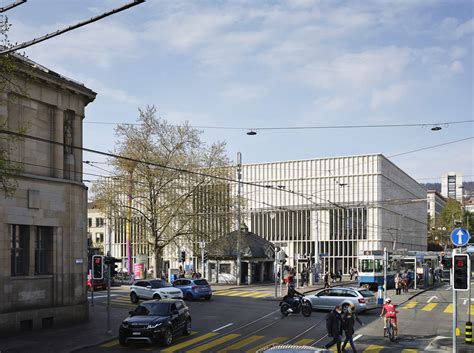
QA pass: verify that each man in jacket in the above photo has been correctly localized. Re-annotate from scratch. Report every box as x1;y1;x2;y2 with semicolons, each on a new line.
324;305;343;352
342;303;363;352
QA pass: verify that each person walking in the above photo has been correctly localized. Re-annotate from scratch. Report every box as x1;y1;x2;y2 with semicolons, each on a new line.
324;305;343;352
324;271;331;288
395;273;402;295
341;303;363;352
349;267;354;281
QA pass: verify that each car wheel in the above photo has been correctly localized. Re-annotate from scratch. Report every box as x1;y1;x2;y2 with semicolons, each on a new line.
118;335;129;347
130;292;139;304
204;295;212;301
162;327;173;346
185;292;194;301
183;318;191;335
153;293;161;300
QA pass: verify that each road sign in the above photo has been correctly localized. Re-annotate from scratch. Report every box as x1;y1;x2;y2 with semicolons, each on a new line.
319;253;329;257
451;228;470;247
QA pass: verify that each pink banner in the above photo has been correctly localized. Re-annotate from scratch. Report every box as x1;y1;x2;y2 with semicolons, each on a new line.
134;263;145;280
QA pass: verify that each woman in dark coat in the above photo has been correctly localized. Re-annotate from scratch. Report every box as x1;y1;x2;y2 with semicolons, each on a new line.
341;304;363;352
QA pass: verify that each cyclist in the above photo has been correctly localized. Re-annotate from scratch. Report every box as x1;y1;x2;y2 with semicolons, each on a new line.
380;298;397;338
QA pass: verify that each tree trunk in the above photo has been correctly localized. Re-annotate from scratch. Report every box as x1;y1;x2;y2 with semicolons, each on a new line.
153;247;163;279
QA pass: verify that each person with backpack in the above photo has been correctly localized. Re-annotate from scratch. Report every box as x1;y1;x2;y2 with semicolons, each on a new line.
341;303;363;352
324;304;343;352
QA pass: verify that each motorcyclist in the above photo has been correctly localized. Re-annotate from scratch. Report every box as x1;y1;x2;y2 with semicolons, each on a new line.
283;282;304;313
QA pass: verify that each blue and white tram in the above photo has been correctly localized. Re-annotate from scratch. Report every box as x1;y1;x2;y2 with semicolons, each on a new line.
358;253;395;290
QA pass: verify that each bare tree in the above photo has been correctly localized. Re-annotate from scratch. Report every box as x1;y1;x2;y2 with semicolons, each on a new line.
93;105;233;277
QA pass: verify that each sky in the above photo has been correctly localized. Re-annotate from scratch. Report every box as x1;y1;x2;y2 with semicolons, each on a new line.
4;0;473;184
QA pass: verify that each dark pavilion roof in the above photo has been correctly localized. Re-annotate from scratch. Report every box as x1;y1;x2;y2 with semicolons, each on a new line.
207;224;275;260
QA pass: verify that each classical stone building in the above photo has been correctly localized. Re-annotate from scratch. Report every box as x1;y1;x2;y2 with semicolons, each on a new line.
0;55;96;333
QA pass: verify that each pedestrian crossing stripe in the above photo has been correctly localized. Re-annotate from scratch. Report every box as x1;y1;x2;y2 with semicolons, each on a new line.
421;303;437;311
213;290;271;298
216;335;264;353
403;301;417;309
161;332;219;352
444;304;453;313
293;338;314;346
363;345;384;352
245;337;286;353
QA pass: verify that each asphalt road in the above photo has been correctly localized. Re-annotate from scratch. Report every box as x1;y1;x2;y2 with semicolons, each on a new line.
80;287;383;353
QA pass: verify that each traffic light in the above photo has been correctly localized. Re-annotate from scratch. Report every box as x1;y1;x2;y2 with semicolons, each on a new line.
453;254;470;291
92;255;104;280
180;251;186;263
203;251;208;263
104;256;121;277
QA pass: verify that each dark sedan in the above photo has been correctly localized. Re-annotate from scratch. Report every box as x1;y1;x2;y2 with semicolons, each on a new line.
119;299;191;346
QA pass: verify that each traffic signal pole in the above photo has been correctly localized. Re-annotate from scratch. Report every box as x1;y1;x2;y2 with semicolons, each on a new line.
453;248;457;352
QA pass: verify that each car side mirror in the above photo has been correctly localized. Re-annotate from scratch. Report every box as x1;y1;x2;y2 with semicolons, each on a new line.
171;310;179;316
128;311;134;316
146;285;152;289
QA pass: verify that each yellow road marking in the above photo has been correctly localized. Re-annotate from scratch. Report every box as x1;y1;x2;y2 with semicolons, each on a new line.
363;345;385;352
245;337;286;353
421;303;437;312
251;292;271;298
401;349;418;352
403;301;417;309
186;333;240;353
161;332;218;352
225;291;255;297
294;338;314;346
216;335;264;353
213;290;235;295
100;339;119;348
444;304;453;313
239;292;265;297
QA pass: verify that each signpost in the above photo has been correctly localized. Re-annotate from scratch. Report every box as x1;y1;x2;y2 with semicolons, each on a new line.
450;227;471;351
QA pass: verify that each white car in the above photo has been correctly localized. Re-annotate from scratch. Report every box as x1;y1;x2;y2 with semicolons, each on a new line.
130;279;183;303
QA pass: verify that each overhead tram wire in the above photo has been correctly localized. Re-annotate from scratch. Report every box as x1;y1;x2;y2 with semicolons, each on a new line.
82;119;474;131
0;0;27;13
0;0;145;55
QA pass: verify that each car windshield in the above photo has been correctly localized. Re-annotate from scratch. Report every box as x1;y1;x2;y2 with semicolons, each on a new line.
150;279;171;288
358;289;375;297
194;279;209;285
133;302;170;316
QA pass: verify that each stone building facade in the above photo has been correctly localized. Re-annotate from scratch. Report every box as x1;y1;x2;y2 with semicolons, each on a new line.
0;56;96;333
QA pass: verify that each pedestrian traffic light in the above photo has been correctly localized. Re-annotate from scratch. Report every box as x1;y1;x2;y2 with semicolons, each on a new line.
180;251;186;263
92;255;104;280
105;256;121;277
203;251;208;263
453;254;470;291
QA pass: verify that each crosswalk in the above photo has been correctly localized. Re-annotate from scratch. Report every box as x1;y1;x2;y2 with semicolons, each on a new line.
402;300;474;314
212;290;272;299
97;331;421;352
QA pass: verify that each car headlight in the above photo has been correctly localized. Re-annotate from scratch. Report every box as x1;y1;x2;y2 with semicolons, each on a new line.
121;322;129;328
147;322;162;329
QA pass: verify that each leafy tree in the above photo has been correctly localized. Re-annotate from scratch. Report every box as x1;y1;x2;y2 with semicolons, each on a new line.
93;105;233;276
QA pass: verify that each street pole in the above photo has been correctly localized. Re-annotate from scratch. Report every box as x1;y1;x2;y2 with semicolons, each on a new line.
236;152;242;286
200;242;205;278
127;168;133;275
106;215;112;334
453;248;457;352
296;254;299;289
383;247;387;302
274;250;278;298
90;269;94;307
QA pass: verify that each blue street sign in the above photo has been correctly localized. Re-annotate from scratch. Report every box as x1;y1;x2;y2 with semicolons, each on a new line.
451;228;470;247
319;253;329;257
466;245;474;253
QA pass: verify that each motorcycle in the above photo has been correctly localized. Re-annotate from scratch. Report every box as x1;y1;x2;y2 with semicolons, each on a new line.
279;295;312;317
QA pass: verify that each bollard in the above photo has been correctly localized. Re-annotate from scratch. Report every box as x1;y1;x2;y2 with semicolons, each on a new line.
377;285;384;305
466;321;472;344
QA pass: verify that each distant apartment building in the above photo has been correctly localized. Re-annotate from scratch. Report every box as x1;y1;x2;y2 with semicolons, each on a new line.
87;202;106;252
0;56;96;333
464;197;474;213
427;190;446;226
441;172;463;201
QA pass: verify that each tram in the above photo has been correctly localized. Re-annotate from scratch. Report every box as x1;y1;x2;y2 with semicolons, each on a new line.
358;251;395;290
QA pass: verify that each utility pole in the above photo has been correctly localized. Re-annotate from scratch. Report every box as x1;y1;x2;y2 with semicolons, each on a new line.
200;242;205;278
383;247;387;302
127;167;133;275
106;215;112;334
236;152;242;286
453;248;457;353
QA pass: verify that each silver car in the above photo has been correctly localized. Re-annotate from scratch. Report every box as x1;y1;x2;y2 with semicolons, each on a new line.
304;287;377;313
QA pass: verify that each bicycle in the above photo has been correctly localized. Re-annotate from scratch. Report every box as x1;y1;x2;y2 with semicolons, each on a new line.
384;317;396;342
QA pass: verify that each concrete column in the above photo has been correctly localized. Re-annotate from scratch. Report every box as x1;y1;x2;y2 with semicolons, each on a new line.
53;108;64;178
247;262;252;285
259;262;265;283
73;112;82;182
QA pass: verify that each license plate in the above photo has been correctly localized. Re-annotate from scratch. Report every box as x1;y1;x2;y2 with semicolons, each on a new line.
132;332;141;336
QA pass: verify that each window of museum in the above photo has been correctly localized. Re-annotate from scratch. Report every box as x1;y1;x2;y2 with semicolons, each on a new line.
219;264;231;274
96;218;104;227
88;218;92;227
11;225;30;276
35;226;53;275
96;232;104;243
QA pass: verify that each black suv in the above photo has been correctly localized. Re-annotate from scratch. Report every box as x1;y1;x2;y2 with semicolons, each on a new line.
119;299;191;346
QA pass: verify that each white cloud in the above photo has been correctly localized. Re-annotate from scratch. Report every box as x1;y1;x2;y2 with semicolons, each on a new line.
371;84;408;110
220;84;268;102
455;18;474;38
450;60;464;74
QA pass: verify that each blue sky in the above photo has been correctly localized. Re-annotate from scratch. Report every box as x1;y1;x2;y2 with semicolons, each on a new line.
5;0;473;183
